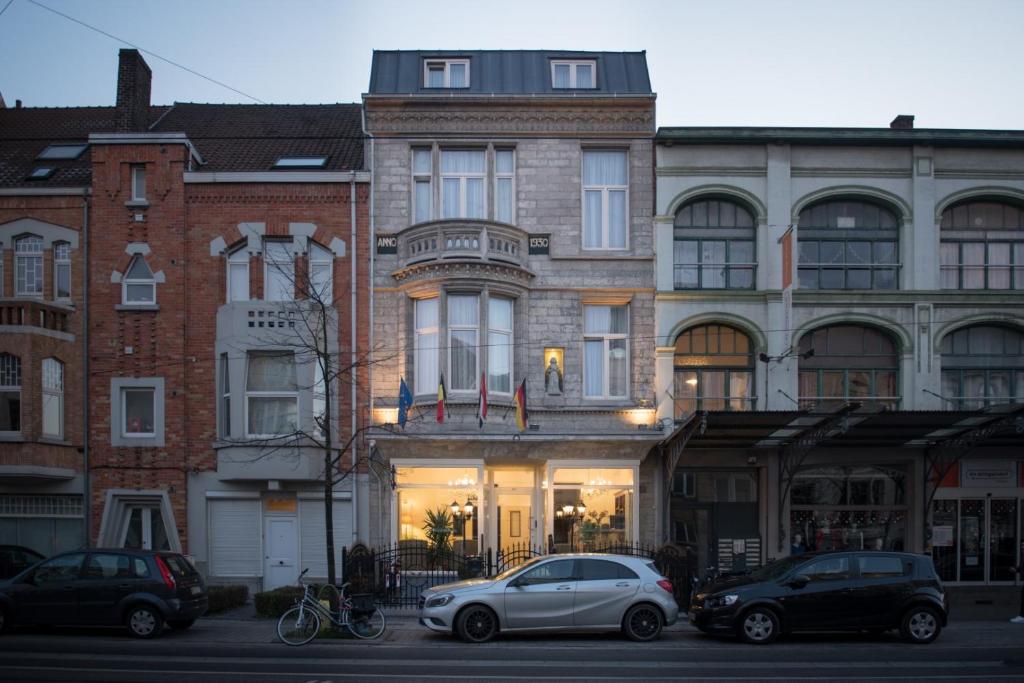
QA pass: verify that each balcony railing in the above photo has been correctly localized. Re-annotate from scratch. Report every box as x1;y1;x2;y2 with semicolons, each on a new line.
398;220;527;270
0;298;71;334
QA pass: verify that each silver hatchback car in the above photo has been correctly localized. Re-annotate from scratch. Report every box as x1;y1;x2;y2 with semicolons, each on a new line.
418;553;679;643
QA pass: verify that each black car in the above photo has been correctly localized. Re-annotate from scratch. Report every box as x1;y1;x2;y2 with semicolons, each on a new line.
0;545;45;580
689;551;948;644
0;548;208;638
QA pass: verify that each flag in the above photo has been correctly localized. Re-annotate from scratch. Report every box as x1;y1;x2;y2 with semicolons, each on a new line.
436;373;448;424
397;377;413;429
477;372;488;429
513;378;528;432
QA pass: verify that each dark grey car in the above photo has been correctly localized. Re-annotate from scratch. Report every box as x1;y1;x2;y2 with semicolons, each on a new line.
0;549;207;638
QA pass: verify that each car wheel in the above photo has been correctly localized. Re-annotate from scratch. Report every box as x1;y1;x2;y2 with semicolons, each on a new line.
168;618;195;630
738;607;779;645
900;606;941;644
623;604;663;642
126;604;164;639
456;605;498;643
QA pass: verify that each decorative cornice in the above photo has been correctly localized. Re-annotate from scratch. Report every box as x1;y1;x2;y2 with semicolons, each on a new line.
656;166;766;177
365;104;654;137
391;259;535;286
934;169;1024;180
790;167;912;178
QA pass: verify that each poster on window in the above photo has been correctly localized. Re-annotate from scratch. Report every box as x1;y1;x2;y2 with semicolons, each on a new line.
932;525;953;547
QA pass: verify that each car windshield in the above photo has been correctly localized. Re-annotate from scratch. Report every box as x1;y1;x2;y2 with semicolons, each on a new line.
493;556;546;581
748;555;807;581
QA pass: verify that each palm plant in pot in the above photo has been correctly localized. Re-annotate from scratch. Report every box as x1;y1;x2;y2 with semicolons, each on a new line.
422;506;454;569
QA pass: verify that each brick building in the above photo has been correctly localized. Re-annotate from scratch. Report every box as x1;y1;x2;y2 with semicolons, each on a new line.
364;51;663;557
1;51;371;591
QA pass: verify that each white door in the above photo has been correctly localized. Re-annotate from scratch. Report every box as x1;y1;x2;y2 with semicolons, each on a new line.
264;515;298;591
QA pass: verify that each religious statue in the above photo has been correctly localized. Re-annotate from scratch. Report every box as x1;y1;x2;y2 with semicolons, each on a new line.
545;356;563;395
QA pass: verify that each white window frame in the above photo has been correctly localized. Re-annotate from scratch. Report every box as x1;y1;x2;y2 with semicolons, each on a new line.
226;248;250;302
412;147;433;224
423;59;470;88
486;296;514;396
582;150;629;250
130;165;146;202
220;353;231;438
15;234;44;297
263;241;294;302
494;149;516;225
440;150;487;220
53;241;71;301
0;353;21;435
122;255;156;305
41;358;63;440
551;60;596;89
244;351;299;438
308;243;333;305
121;387;156;438
447;294;480;393
414;298;440;395
313;360;327;439
583;304;629;399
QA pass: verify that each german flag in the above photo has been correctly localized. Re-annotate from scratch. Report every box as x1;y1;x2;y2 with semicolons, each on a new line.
513;378;528;431
436;373;448;423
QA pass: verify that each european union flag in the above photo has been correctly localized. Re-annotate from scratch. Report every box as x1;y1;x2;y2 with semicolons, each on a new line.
398;377;414;428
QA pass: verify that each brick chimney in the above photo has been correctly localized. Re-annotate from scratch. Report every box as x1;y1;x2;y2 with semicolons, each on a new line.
890;114;915;130
116;49;152;132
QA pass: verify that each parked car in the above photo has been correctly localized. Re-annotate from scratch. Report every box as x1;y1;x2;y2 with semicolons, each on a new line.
689;551;948;644
0;545;44;580
0;548;208;638
418;553;679;643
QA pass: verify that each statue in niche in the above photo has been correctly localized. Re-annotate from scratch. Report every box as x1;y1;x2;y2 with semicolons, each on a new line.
545;356;563;395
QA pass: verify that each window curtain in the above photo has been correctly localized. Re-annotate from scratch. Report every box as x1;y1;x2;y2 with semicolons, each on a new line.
608;190;626;247
247;353;297;391
415;180;431;223
583;151;626;185
441;150;485;174
466;178;485;218
576;64;592;87
449;63;467;87
415;299;439;394
608;338;627;397
42;358;62;437
442;178;460;219
583;190;602;248
584;339;604;397
488;298;513;393
449;295;478;391
553;64;570;88
496;177;513;223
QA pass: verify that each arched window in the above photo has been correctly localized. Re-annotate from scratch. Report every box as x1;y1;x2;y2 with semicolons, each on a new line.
15;234;44;296
0;353;20;433
673;324;754;415
941;325;1024;409
42;358;64;439
673;198;756;289
797;199;899;290
797;324;899;408
939;200;1024;290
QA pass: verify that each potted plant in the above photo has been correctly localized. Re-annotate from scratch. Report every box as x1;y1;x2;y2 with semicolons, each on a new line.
422;506;454;568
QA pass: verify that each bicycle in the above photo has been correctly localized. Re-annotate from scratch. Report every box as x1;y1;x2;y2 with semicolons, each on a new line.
276;569;386;645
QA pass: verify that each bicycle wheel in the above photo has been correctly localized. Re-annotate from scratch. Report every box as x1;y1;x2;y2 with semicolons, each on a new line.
277;606;321;646
347;607;386;640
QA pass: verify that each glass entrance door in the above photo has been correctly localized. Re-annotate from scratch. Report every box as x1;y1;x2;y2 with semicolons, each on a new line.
959;499;985;581
990;499;1018;582
933;497;1021;584
496;492;532;557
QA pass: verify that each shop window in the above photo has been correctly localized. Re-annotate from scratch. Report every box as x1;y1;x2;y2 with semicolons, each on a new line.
0;353;21;434
673;199;756;289
940;325;1024;409
940;200;1024;290
673;324;754;415
797;324;899;409
551;466;634;552
797;199;899;290
394;465;481;556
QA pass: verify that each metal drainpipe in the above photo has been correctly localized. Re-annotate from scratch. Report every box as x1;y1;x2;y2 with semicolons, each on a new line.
349;175;358;544
81;189;91;548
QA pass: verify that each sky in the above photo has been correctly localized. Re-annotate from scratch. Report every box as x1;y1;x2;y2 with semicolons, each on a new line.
1;0;1022;129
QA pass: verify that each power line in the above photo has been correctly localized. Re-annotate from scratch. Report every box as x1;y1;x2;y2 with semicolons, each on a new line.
26;0;268;104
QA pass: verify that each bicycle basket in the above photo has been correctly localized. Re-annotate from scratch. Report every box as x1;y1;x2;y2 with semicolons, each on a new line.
350;594;376;612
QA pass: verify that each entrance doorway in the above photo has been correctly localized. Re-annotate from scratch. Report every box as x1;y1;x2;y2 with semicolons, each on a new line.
489;469;536;563
932;497;1020;584
671;469;761;576
264;515;298;591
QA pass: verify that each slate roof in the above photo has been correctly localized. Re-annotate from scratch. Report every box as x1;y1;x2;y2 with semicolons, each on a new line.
368;50;652;96
0;102;365;188
656;127;1024;148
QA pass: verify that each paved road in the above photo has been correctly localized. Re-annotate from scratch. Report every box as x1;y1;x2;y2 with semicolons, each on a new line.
1;618;1022;682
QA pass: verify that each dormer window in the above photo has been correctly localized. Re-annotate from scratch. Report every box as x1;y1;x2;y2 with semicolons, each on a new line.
273;157;328;169
424;59;469;88
37;144;87;160
552;60;596;89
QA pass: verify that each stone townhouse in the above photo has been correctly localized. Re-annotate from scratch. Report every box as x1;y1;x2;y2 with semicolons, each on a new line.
653;118;1024;597
363;51;663;564
1;50;373;593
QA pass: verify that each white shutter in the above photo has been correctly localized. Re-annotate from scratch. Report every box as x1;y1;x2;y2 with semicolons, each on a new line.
299;499;352;580
209;498;261;576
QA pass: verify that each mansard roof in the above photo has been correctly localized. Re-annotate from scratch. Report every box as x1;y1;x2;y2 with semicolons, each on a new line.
367;50;653;96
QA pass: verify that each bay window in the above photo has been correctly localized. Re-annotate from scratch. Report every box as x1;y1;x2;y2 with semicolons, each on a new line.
584;304;628;399
494;149;515;224
15;234;43;296
487;297;513;394
246;351;298;437
582;150;627;249
413;148;432;224
414;298;439;395
448;295;479;392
